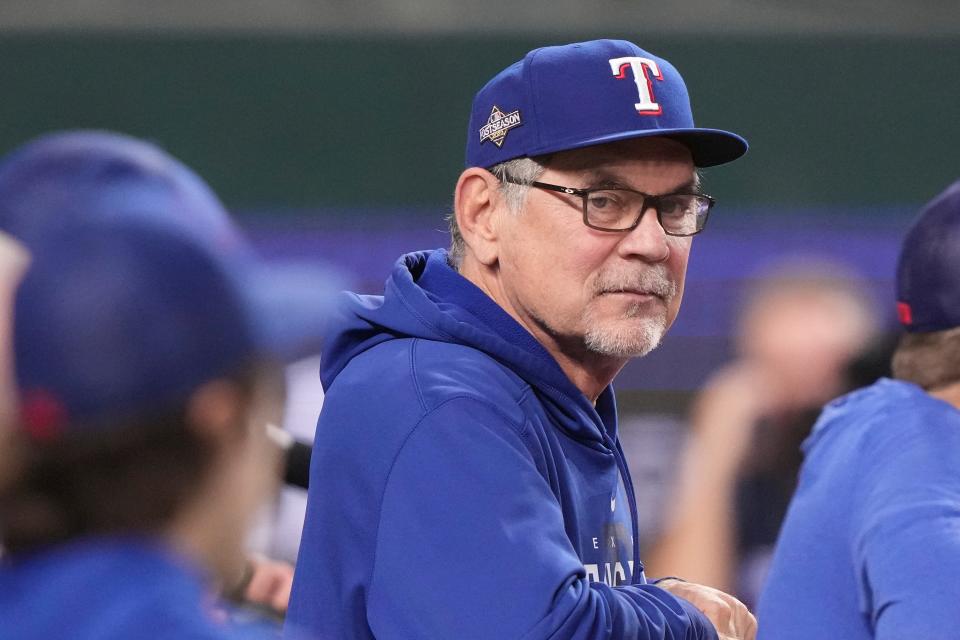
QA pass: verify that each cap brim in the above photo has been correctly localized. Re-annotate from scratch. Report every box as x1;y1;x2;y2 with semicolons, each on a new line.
241;261;347;363
532;127;748;168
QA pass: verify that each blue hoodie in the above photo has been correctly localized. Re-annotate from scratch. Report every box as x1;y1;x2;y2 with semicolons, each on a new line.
0;536;278;640
286;250;716;640
758;378;960;639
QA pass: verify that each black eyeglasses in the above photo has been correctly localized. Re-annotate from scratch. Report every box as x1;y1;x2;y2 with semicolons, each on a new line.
502;177;715;236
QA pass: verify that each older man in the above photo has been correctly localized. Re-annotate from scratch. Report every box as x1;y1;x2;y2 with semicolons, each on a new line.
287;39;752;640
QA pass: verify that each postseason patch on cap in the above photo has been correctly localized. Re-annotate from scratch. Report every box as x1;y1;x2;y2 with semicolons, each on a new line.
478;105;523;148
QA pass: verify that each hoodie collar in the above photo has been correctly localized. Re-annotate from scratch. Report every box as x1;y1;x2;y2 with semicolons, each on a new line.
321;249;617;446
413;250;618;445
417;251;554;365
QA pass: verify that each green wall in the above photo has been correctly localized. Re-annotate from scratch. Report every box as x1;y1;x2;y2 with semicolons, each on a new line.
0;32;957;212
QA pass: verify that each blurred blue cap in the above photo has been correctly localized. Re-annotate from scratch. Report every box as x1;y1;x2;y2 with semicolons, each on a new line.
2;131;340;439
0;130;245;252
896;180;960;333
465;39;748;169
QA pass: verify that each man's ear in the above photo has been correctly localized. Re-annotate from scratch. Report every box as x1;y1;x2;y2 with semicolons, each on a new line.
453;168;506;267
186;379;246;446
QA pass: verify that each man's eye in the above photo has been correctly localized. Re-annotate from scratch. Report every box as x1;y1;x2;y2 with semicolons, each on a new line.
659;196;697;218
659;198;681;214
590;196;611;209
587;191;623;210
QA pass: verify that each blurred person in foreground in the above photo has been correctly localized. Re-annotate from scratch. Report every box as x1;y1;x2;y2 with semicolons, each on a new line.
0;132;336;639
287;39;755;640
757;180;960;638
0;131;321;617
645;261;878;606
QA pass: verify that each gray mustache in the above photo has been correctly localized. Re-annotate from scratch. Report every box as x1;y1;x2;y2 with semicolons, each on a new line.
594;270;676;299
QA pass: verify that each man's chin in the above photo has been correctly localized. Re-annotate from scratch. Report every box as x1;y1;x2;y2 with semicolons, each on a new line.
583;322;666;359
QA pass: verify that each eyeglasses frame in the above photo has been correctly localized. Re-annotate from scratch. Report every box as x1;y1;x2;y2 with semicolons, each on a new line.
501;176;716;237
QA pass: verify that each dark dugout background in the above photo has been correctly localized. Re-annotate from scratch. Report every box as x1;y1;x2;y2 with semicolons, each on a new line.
2;29;955;408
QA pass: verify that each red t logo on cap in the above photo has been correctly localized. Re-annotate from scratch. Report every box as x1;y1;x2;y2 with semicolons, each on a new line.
609;56;664;115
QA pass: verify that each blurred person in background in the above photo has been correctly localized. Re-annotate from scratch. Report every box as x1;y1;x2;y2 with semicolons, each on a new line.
0;131;336;638
288;39;756;640
0;230;30;496
757;180;960;638
645;260;878;606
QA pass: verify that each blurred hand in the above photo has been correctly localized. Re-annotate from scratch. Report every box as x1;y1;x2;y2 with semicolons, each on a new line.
657;578;756;640
644;363;782;589
689;362;784;475
243;555;295;615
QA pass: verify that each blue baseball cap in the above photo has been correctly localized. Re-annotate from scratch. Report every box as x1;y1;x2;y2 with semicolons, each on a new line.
465;39;748;169
0;130;245;253
896;179;960;333
2;131;341;439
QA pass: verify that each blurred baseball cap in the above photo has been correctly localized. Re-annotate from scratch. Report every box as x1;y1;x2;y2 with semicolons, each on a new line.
14;217;337;441
896;179;960;333
465;39;748;169
0;130;245;252
1;131;341;439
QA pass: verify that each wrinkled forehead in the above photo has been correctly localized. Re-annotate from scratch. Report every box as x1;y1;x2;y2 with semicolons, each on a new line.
544;136;696;175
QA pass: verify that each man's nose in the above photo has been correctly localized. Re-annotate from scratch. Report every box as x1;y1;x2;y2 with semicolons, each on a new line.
616;206;669;263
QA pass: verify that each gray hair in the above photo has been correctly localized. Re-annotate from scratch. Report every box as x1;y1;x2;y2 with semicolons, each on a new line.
446;156;548;269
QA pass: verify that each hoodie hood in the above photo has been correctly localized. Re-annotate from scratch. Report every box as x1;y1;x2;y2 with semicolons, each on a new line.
321;249;617;445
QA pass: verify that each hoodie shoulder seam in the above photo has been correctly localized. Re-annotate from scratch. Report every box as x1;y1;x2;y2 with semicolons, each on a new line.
408;338;533;411
409;339;428;413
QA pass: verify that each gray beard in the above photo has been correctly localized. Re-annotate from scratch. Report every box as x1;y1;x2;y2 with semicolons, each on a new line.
582;266;676;358
583;307;668;358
